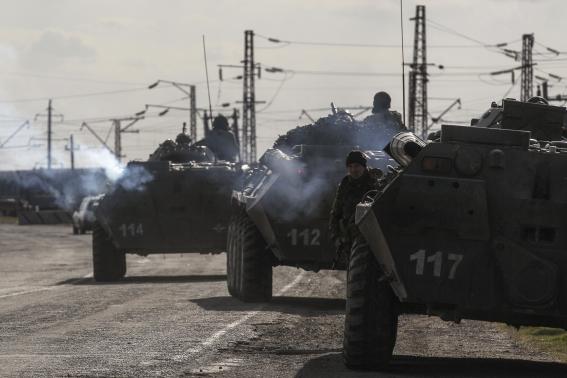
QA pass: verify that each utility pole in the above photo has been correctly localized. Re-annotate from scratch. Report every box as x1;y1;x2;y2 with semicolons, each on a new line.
69;134;75;170
537;80;549;100
47;99;52;169
537;81;567;104
242;30;257;162
144;103;224;143
148;80;197;140
112;117;141;162
408;5;428;139
81;116;141;162
80;122;114;155
231;108;240;146
521;33;534;102
190;85;197;141
34;99;63;170
114;120;122;162
218;31;264;161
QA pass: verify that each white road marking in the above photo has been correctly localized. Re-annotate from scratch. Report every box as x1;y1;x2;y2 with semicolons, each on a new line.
0;272;93;300
190;357;244;375
0;286;56;299
0;354;105;358
172;271;306;362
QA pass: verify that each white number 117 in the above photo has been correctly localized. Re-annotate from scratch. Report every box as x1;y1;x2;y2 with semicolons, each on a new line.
409;249;463;280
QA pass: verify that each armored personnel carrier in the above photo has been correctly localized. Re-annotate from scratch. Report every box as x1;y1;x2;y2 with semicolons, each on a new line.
92;131;245;281
227;108;399;302
344;99;567;369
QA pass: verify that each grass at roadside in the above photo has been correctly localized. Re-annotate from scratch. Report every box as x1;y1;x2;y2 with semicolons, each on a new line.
514;327;567;361
0;216;17;224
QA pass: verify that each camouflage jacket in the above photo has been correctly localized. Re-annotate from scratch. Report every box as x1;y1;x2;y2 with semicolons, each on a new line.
196;129;239;162
363;110;406;130
329;170;379;242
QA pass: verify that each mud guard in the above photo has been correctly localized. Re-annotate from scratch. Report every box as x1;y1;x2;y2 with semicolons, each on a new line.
241;173;284;261
356;202;408;301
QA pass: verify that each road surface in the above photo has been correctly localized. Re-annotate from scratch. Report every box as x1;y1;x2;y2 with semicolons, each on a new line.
0;224;565;377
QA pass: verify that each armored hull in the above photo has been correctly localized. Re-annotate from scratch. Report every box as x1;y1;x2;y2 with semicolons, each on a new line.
359;125;567;325
238;145;393;270
97;160;239;254
343;99;567;369
226;109;402;302
92;159;243;281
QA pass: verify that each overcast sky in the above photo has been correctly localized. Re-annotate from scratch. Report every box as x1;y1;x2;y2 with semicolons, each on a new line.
0;0;565;169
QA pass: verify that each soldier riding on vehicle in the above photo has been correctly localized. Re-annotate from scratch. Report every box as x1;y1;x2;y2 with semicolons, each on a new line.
196;115;239;162
364;91;405;129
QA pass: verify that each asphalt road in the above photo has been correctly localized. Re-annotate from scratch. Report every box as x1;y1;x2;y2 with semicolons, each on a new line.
0;224;566;377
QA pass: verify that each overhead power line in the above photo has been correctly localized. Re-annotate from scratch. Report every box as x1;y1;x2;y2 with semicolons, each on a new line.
255;33;493;49
0;71;147;86
425;19;488;47
264;66;510;78
0;86;168;104
426;18;566;62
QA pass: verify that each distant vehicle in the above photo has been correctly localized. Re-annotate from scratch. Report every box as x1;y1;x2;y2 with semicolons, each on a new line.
72;195;102;234
92;131;246;282
0;198;19;217
343;99;567;370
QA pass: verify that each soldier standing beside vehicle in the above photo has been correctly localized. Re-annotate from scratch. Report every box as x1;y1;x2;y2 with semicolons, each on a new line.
196;115;239;162
329;150;379;266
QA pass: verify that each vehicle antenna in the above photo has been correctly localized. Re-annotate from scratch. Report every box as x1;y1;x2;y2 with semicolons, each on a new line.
202;35;214;119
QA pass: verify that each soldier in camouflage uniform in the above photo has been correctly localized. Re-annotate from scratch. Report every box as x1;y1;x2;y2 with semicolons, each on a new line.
175;131;192;146
364;92;407;134
148;124;211;163
196;115;239;162
329;150;379;265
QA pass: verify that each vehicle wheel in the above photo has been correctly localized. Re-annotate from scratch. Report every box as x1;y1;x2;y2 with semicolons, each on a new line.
343;238;398;370
92;222;126;282
234;210;272;302
226;214;239;297
72;225;79;235
80;226;86;235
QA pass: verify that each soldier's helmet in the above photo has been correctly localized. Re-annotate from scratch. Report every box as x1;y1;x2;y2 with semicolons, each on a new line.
373;91;392;113
212;115;229;131
175;132;192;145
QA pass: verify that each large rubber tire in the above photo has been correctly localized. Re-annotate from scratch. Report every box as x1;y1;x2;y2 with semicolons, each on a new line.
232;210;272;302
72;225;79;235
92;222;126;282
343;238;398;370
226;214;239;297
